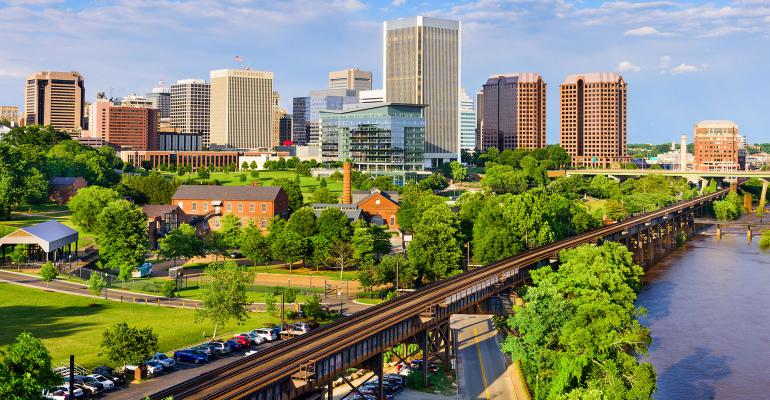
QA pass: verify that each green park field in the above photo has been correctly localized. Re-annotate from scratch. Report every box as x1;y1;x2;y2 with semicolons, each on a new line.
176;170;344;201
0;283;275;368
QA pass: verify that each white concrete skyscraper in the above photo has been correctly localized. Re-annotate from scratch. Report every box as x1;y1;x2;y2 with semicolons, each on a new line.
384;16;460;166
210;69;274;149
171;79;210;144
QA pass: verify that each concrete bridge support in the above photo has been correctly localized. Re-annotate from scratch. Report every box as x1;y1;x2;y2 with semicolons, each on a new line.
759;179;769;213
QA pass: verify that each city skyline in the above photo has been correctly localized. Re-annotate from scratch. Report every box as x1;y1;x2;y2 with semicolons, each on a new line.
0;0;768;144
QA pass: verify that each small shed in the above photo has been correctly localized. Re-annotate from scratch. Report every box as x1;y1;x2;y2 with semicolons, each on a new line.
0;221;79;264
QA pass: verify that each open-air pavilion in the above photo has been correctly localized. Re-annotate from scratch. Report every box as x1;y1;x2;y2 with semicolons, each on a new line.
0;220;79;265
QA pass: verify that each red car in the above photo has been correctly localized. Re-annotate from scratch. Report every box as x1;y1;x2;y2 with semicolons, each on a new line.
232;335;251;348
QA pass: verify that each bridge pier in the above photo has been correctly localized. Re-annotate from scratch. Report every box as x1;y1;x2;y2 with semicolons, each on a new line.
759;179;769;213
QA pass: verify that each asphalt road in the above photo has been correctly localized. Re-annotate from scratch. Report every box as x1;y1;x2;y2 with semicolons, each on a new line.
452;314;518;400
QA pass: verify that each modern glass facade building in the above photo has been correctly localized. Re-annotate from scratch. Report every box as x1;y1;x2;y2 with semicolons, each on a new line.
320;103;425;185
308;89;358;145
291;97;310;145
459;88;476;152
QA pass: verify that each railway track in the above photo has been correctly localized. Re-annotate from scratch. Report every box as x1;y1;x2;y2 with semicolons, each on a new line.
151;188;727;400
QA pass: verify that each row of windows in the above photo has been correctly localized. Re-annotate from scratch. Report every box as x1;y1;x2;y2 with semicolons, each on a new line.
213;217;268;229
188;201;268;213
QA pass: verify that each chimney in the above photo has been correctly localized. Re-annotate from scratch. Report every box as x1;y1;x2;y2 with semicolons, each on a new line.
342;162;352;204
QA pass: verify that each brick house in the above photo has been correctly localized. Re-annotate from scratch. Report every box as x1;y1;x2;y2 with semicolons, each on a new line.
353;189;401;230
142;205;184;249
48;177;87;204
171;185;288;232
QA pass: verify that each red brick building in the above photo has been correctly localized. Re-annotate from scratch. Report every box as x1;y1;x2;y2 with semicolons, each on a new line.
353;189;400;230
48;177;87;204
89;100;158;150
693;120;740;171
171;185;288;232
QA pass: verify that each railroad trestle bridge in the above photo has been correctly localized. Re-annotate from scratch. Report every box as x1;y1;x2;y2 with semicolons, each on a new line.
150;189;728;400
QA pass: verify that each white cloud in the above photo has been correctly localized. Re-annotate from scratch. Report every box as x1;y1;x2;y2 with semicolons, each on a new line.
624;26;667;36
0;68;26;78
658;55;672;69
669;63;707;74
617;61;641;72
391;0;406;6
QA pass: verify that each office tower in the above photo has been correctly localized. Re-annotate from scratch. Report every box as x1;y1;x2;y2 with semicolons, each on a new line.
320;103;425;185
459;88;476;153
171;79;210;144
693;120;740;171
329;68;373;91
475;90;483;151
309;89;358;144
0;106;19;124
384;16;460;166
559;72;629;167
279;114;292;144
119;94;154;108
210;69;273;149
88;95;158;150
271;91;287;148
480;73;546;152
24;71;85;133
292;97;311;145
146;85;171;119
359;89;385;104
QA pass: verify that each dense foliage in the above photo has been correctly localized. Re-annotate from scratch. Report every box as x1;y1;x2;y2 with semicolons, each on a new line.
0;332;62;399
196;261;253;337
99;322;159;367
713;191;744;221
503;243;656;399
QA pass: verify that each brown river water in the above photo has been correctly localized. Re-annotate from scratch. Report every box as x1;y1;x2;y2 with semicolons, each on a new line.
637;223;770;399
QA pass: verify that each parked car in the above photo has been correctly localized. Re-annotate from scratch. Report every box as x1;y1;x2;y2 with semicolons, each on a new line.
42;386;84;400
206;341;232;355
409;359;439;373
231;335;251;348
370;376;403;392
149;352;176;369
191;345;214;357
251;328;278;342
226;338;246;350
244;349;259;357
174;349;209;364
361;382;397;400
92;366;125;385
383;374;407;388
87;374;115;391
270;326;282;338
125;361;164;375
63;375;104;395
238;332;264;345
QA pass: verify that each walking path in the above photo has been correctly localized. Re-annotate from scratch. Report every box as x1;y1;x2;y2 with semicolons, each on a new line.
0;270;371;314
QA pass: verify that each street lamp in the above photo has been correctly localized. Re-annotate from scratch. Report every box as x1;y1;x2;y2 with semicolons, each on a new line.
337;289;343;317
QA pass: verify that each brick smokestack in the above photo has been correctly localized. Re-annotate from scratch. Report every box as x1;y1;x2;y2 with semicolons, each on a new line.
342;162;352;204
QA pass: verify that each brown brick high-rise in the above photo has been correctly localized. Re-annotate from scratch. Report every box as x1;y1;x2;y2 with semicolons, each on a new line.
559;72;630;168
480;73;546;152
25;71;85;133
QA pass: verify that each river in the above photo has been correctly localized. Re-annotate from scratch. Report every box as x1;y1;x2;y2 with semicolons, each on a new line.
637;219;770;399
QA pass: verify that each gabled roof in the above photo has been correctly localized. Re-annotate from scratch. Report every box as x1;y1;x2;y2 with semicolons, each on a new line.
142;205;179;220
311;203;363;221
172;185;283;201
50;177;84;186
353;188;400;207
0;221;78;253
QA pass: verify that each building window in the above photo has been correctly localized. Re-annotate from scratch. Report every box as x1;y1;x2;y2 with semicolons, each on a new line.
261;203;267;212
250;203;255;212
191;202;197;212
214;218;220;229
203;202;209;212
261;218;267;228
238;203;243;213
226;203;232;212
390;216;395;226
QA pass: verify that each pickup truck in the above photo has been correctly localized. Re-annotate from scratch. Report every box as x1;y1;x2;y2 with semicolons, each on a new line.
279;322;318;339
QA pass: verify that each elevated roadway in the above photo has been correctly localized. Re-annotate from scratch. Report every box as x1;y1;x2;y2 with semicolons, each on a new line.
150;188;728;400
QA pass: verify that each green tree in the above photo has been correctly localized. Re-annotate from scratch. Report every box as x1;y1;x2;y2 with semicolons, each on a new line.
481;164;528;194
9;245;26;267
375;253;417;289
68;186;121;232
39;261;58;283
95;200;147;280
328;241;354;279
241;225;272;267
407;203;462;284
20;168;48;211
1;125;70;150
503;243;655;399
197;167;210;179
274;178;304;212
241;161;249;170
310;187;339;204
157;224;205;267
118;173;180;205
604;198;629;221
396;183;444;232
317;207;353;242
99;322;159;369
264;291;278;317
250;161;258;170
286;207;318;237
220;214;243;249
303;293;325;321
449;160;468;182
270;229;310;272
0;332;62;399
284;287;298;305
196;261;252;337
88;271;106;297
713;191;744;221
418;173;449;191
161;280;177;298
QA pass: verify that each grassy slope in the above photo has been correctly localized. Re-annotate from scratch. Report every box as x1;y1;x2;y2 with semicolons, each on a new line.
174;170;344;202
0;283;275;367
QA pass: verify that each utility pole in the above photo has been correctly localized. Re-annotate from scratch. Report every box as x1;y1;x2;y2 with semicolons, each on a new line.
280;291;285;329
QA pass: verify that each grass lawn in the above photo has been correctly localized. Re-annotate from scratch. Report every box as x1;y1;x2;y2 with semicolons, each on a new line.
356;298;385;305
0;209;95;248
0;283;277;368
584;198;607;214
253;263;359;280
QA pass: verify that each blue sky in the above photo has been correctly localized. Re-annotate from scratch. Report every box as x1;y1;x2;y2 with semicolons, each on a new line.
1;0;768;144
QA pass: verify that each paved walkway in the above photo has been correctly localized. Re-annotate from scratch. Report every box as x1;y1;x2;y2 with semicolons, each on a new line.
0;270;371;314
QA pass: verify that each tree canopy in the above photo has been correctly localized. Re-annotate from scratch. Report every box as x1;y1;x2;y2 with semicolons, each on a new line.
0;332;62;400
196;261;252;337
68;186;121;232
407;203;463;284
99;322;159;368
94;199;148;280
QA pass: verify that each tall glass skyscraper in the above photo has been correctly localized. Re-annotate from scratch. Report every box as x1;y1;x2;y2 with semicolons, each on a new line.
384;16;460;167
459;88;476;153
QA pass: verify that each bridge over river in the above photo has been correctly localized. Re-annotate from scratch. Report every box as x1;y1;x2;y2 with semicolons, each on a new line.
149;189;729;400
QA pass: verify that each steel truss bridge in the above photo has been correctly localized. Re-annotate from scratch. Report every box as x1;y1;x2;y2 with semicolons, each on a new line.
150;189;728;400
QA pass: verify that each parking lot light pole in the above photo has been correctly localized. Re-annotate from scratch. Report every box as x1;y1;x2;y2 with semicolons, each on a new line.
337;289;343;317
280;291;285;329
